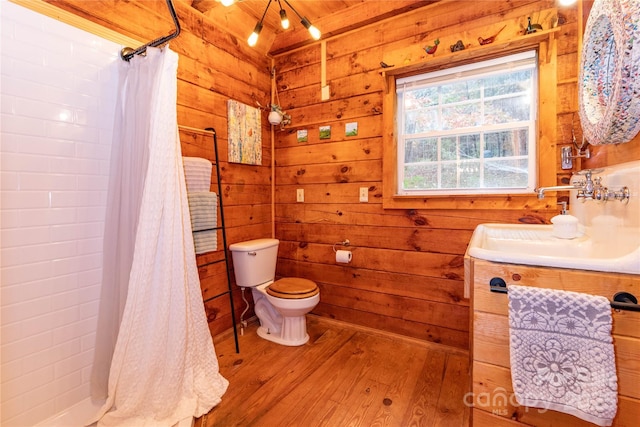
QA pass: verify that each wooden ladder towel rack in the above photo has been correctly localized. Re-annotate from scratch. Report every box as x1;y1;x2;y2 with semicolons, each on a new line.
180;125;240;354
206;127;240;353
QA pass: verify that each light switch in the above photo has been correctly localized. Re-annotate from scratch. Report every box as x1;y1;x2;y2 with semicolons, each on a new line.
297;188;304;202
359;187;368;203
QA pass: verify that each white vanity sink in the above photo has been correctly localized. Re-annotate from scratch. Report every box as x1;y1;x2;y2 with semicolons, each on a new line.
466;160;640;275
467;223;640;274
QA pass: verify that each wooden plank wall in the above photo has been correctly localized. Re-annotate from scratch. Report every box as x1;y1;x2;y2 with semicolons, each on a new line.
586;134;640;169
43;0;274;337
39;0;636;351
272;0;575;350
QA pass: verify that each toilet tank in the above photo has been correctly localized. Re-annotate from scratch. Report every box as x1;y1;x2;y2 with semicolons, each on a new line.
229;238;279;287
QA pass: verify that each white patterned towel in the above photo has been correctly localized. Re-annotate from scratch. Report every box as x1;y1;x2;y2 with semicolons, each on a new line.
507;285;618;426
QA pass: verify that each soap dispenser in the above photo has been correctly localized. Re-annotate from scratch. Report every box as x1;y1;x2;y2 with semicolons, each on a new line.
551;201;579;239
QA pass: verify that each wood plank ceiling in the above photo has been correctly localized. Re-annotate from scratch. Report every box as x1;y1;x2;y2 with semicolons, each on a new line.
185;0;439;55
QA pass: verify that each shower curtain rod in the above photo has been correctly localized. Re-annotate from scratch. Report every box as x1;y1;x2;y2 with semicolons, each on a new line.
120;0;181;61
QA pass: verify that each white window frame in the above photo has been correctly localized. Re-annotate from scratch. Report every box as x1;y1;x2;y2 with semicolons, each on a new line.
395;50;538;196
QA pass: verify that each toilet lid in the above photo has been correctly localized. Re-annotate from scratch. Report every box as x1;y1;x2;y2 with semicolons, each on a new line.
266;277;319;299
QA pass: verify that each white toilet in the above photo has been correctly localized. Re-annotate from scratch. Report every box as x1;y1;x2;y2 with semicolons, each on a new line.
229;238;320;346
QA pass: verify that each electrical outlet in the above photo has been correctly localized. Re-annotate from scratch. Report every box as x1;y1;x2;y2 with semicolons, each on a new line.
296;188;304;202
359;187;368;203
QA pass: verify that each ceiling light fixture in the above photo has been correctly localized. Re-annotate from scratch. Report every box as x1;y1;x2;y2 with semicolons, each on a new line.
230;0;322;47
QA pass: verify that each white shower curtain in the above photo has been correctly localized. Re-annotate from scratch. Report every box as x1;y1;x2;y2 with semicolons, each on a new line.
89;46;228;426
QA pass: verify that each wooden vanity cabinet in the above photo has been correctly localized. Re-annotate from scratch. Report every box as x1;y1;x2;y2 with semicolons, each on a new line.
467;258;640;426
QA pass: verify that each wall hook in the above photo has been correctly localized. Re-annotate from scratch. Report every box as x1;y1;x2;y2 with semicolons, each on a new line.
562;115;591;170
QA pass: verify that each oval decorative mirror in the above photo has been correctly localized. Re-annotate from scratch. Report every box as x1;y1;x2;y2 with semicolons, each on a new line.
578;0;640;145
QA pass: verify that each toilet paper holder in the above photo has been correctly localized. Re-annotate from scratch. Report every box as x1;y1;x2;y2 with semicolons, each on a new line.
332;239;350;252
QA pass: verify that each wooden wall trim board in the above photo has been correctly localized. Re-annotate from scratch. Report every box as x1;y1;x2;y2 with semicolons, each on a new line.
380;27;560;79
271;58;277;238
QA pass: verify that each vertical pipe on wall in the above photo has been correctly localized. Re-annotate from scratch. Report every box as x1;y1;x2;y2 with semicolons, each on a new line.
270;58;276;238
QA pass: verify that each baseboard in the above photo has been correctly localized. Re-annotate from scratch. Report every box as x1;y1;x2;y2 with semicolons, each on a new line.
213;313;468;358
307;314;470;357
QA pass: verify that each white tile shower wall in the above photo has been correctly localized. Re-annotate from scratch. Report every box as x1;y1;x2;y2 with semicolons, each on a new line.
1;2;120;425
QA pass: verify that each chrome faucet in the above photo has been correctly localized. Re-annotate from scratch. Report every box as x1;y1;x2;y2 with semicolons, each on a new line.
592;177;631;203
535;168;630;203
535;169;600;199
535;184;582;199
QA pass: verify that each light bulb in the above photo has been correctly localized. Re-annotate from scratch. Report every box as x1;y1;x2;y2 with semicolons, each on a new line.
248;32;259;46
301;17;321;40
220;0;235;6
308;24;321;40
247;22;262;47
280;9;290;29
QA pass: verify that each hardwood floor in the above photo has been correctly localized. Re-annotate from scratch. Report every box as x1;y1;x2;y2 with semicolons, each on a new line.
197;315;471;427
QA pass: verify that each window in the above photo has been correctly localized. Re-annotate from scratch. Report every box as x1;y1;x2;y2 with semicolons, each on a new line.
396;51;538;196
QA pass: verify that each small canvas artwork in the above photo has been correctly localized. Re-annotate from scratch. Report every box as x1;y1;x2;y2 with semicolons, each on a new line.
319;125;331;140
297;129;308;143
227;99;262;165
346;122;358;136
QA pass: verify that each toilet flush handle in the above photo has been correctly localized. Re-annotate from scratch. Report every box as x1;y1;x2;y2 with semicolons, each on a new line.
248;251;257;256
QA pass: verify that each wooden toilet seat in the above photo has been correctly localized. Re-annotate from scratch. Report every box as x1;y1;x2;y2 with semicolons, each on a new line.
266;277;319;299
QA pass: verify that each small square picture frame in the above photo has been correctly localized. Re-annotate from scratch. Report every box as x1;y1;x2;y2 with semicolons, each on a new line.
346;122;358;136
319;125;331;140
297;129;308;143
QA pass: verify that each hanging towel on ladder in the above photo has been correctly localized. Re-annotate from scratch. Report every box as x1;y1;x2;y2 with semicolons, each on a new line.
507;285;618;426
193;229;217;254
183;157;212;192
188;192;218;253
188;192;218;231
